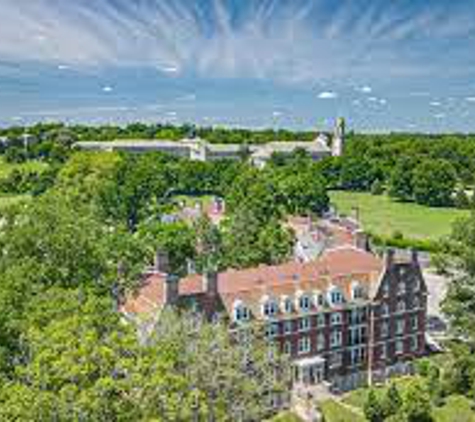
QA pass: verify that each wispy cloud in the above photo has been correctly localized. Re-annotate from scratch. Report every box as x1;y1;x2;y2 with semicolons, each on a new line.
1;0;475;85
318;91;338;99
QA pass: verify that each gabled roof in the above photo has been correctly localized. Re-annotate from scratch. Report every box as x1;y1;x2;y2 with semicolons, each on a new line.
121;246;384;318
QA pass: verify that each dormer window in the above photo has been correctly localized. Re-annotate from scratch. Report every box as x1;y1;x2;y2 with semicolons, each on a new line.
328;287;344;306
313;291;325;308
352;283;365;300
397;281;406;295
233;301;250;323
281;296;294;314
299;295;312;312
262;298;279;318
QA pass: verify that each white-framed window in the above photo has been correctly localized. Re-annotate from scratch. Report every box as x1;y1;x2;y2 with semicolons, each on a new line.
352;283;365;300
413;296;420;309
381;282;389;297
350;347;365;365
330;330;342;348
297;337;311;355
316;313;326;327
298;317;311;332
397;300;406;313
265;322;279;339
262;299;279;318
396;319;405;335
317;333;326;351
380;321;389;338
329;287;344;306
283;341;292;355
350;308;366;325
395;340;404;355
299;295;312;312
411;335;419;352
281;297;293;314
234;302;250;322
283;320;293;335
330;312;343;326
314;292;325;307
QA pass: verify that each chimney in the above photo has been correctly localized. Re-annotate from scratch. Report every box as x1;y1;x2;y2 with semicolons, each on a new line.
385;248;395;268
411;249;419;265
164;274;180;306
203;271;219;297
354;230;369;251
154;249;170;274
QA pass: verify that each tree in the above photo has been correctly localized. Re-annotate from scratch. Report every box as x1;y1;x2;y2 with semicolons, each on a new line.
402;379;433;422
151;311;292;421
383;383;402;418
412;160;456;207
388;158;417;202
364;389;385;422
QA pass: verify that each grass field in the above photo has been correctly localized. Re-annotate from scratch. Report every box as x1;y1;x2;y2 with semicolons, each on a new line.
329;191;469;240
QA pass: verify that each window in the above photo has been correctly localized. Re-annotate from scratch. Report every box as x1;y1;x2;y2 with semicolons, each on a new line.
234;303;250;322
411;315;418;331
329;288;344;306
297;337;311;355
329;352;343;368
350;327;366;345
283;341;292;355
299;295;312;312
298;317;311;332
350;308;366;325
395;340;404;355
316;313;326;327
262;299;279;318
265;323;279;339
381;303;390;317
398;281;406;295
352;284;365;300
283;320;293;335
330;312;343;326
330;330;343;348
314;292;325;307
380;321;389;338
282;297;293;314
396;300;406;313
411;335;419;352
380;344;387;360
350;347;365;365
396;319;405;335
317;333;326;351
413;296;420;309
381;282;389;297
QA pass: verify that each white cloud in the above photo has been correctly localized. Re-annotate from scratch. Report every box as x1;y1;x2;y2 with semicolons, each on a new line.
358;86;372;93
318;91;338;99
466;97;475;102
434;113;446;119
102;86;113;93
430;101;442;106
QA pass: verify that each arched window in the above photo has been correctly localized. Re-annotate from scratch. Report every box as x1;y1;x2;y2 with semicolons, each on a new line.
313;291;325;308
397;300;406;313
398;281;406;295
299;294;312;312
233;300;250;322
352;282;365;300
281;296;293;314
262;297;279;318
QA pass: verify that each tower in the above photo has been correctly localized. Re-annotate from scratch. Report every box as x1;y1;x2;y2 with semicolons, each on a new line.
332;117;345;157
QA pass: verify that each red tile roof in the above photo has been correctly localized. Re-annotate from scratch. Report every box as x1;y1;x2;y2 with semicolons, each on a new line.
121;246;383;317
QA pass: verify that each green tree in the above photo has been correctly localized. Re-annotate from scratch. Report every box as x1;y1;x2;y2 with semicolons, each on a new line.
402;379;433;422
383;383;402;418
388;158;417;202
364;389;385;422
412;159;456;207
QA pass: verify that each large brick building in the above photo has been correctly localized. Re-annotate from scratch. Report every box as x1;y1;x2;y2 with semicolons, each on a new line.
121;244;427;392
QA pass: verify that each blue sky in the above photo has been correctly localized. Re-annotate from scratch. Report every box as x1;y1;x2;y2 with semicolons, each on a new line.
1;0;475;132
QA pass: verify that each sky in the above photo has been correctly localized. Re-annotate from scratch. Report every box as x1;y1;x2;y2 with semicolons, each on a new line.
1;0;475;132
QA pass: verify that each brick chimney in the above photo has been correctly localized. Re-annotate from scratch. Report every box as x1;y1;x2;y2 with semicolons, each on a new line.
385;248;395;268
354;230;369;251
164;274;180;306
203;271;219;297
154;249;170;274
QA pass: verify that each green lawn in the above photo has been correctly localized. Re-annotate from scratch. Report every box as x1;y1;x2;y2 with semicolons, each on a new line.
320;399;366;422
329;191;469;240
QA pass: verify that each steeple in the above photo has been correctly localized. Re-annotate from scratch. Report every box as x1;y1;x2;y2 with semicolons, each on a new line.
332;117;345;157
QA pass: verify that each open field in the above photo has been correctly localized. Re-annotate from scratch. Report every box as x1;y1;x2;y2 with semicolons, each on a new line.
329;191;469;240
